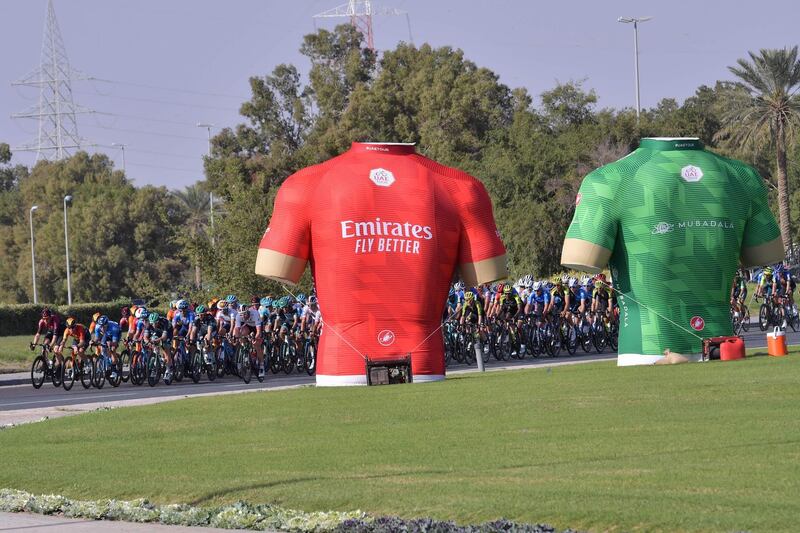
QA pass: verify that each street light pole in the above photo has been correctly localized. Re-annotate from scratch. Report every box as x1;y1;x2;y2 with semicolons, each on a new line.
29;205;39;304
196;122;215;244
64;195;73;305
112;143;127;172
618;16;653;120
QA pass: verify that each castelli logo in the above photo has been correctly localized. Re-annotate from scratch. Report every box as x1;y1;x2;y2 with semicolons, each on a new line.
690;316;705;331
369;168;395;187
681;165;703;182
575;192;582;206
378;329;396;346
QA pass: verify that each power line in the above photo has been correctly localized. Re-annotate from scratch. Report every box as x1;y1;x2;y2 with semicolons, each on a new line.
94;144;201;161
74;89;241;112
125;161;200;174
94;110;200;128
88;77;249;100
83;123;208;141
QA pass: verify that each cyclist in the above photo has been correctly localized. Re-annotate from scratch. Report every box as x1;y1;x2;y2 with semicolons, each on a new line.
731;269;748;319
756;266;775;301
525;281;550;325
458;290;486;344
273;296;299;346
31;307;63;353
545;276;567;321
92;315;121;381
235;300;265;378
592;278;613;322
57;317;90;368
88;312;101;337
119;306;131;339
191;305;218;364
566;277;591;325
144;312;174;382
171;299;194;347
301;295;322;336
215;299;236;337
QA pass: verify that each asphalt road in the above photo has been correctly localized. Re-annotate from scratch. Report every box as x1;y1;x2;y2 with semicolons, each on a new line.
1;325;796;414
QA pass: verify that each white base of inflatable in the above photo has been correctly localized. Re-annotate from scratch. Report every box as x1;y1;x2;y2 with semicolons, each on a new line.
315;374;445;387
617;353;703;366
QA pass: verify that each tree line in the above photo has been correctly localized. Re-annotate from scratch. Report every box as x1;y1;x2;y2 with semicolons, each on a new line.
2;25;800;304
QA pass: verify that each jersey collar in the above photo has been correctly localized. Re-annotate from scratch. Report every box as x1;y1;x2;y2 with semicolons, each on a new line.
640;137;704;151
350;142;416;155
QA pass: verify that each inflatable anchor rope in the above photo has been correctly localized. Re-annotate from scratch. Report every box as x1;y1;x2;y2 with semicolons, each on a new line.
278;283;462;363
596;280;705;341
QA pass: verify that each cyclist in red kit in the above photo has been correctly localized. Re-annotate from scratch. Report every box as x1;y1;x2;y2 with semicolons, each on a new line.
256;142;507;386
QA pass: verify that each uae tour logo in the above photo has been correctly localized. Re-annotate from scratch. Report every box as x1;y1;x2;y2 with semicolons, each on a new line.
369;168;395;187
681;165;703;182
690;316;705;331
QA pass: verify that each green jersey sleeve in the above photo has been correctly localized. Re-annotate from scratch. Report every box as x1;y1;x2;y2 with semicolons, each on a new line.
565;169;620;252
741;168;780;249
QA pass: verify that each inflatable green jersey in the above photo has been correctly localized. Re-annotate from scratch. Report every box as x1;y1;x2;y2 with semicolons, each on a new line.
562;138;783;365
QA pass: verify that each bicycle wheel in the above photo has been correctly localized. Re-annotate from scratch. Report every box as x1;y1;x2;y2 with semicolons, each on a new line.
93;358;106;389
62;358;75;391
80;358;93;389
304;342;316;376
741;306;751;332
759;304;770;330
130;353;144;386
119;350;131;383
173;351;184;382
216;348;226;379
563;324;577;355
579;320;593;352
593;323;607;353
31;355;47;389
205;347;217;382
50;355;62;387
191;352;202;384
147;354;160;387
239;346;252;384
282;343;295;374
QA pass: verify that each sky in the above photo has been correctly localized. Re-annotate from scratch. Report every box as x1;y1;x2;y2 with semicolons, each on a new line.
1;0;798;189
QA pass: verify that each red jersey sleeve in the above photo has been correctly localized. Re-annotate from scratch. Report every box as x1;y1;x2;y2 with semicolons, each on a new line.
455;178;506;266
258;170;314;261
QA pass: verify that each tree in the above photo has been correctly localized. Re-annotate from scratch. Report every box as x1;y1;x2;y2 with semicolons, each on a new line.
172;184;211;288
716;46;800;254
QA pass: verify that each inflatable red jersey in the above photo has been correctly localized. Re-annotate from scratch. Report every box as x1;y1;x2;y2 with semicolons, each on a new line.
258;142;506;385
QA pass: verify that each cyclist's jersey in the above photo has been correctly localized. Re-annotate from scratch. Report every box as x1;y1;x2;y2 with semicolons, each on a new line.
36;315;61;335
275;308;298;328
461;299;483;320
236;308;261;328
569;287;591;312
172;310;194;327
93;321;121;343
147;318;172;341
732;276;747;298
257;142;506;385
497;293;521;314
758;272;774;289
193;314;217;336
215;308;237;327
550;287;566;311
301;305;322;323
564;138;782;365
594;286;611;308
63;324;88;344
526;290;550;314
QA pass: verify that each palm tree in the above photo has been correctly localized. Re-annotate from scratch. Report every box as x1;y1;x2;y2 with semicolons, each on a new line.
173;185;211;288
717;46;800;255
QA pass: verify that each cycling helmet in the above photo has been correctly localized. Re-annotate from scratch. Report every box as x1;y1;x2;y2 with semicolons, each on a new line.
225;294;238;304
177;299;189;310
763;266;773;275
260;297;273;307
464;291;475;301
121;306;130;317
148;312;159;323
217;300;229;310
239;303;249;313
92;312;101;323
250;295;259;304
41;308;51;318
258;306;270;319
552;275;562;285
497;283;505;293
208;297;220;308
296;293;307;303
279;296;291;308
523;274;533;288
169;300;178;309
66;316;76;327
595;273;607;282
309;295;318;305
532;281;542;291
454;281;465;291
97;315;109;327
567;277;577;288
503;285;512;294
195;305;206;314
775;263;785;273
135;307;148;319
561;274;569;284
580;276;592;287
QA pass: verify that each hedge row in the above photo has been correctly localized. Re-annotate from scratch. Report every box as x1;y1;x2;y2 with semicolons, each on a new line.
0;301;167;337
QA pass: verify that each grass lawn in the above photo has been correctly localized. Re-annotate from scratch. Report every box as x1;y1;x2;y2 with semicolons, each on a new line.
0;335;34;372
1;353;799;532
